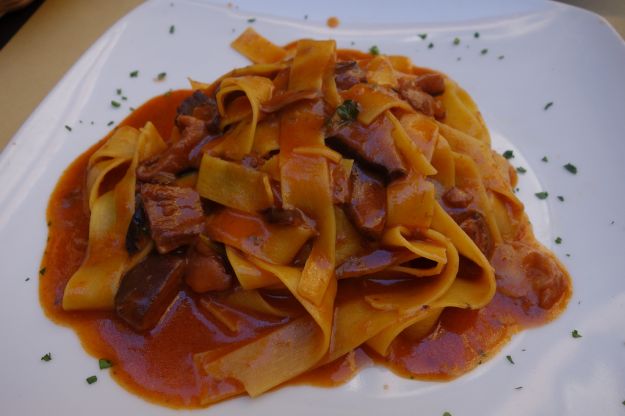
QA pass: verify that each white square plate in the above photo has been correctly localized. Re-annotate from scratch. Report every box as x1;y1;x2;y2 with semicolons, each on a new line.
1;1;624;415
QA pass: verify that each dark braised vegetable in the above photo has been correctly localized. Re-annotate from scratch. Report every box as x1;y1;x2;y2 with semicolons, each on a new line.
115;253;185;331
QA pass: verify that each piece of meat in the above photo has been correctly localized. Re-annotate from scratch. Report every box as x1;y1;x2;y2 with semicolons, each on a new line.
346;163;387;239
442;187;473;209
263;207;306;227
115;252;185;331
335;61;367;90
330;161;351;204
141;184;205;254
326;114;407;180
137;115;211;182
185;240;233;293
452;210;493;257
177;90;220;133
398;75;446;119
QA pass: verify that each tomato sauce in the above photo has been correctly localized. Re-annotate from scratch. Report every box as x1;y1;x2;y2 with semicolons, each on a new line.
40;90;571;408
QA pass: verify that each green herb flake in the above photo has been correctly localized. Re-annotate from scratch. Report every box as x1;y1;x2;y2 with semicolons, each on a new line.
563;163;577;174
557;195;564;202
156;72;167;81
502;150;514;159
516;166;527;174
453;37;460;45
336;100;359;122
474;32;480;38
64;125;72;132
130;70;139;78
571;329;582;338
25;277;30;282
247;18;256;23
86;375;98;384
369;45;380;55
498;55;505;60
535;191;549;200
39;267;46;275
622;400;625;406
428;42;434;49
41;353;52;362
506;355;515;364
555;237;562;244
515;386;523;390
544;101;553;110
121;96;127;101
116;88;122;95
304;14;308;20
481;48;488;55
443;412;452;416
541;156;549;162
99;358;113;370
418;33;427;40
169;25;175;34
107;121;114;126
111;100;121;108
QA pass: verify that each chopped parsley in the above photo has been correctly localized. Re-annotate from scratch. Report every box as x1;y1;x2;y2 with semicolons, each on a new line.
304;14;308;20
25;277;30;282
247;18;256;23
369;45;380;55
130;70;139;78
107;121;114;126
418;33;427;40
506;355;515;364
563;163;577;174
535;191;549;200
480;48;488;55
443;412;452;416
428;42;434;49
111;100;121;108
156;72;167;81
39;267;46;275
41;353;52;362
555;237;562;244
64;125;72;132
453;37;460;45
336;100;359;122
498;55;505;60
121;96;127;101
169;25;175;34
474;32;480;38
515;386;523;390
557;195;564;202
86;375;98;384
116;88;122;95
99;358;113;370
544;101;553;110
541;156;549;162
502;150;514;159
516;166;527;174
164;89;173;97
571;329;582;338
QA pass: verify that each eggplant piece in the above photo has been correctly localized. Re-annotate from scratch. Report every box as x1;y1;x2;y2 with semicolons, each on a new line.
185;240;233;293
115;253;185;331
346;163;387;239
336;248;414;278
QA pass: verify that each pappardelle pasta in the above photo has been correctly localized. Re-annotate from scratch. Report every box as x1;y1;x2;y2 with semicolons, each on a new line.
40;29;571;408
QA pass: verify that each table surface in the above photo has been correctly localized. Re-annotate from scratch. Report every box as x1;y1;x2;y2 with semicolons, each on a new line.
0;0;623;150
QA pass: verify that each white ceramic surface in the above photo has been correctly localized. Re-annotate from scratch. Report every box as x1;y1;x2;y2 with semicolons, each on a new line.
1;1;624;415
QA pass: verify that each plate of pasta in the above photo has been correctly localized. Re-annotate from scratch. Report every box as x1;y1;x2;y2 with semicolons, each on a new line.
1;1;624;415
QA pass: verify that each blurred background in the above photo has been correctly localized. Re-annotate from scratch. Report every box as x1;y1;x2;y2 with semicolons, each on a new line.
0;0;623;149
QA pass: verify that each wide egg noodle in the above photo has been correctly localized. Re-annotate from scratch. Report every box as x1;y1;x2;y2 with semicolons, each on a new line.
62;122;166;310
